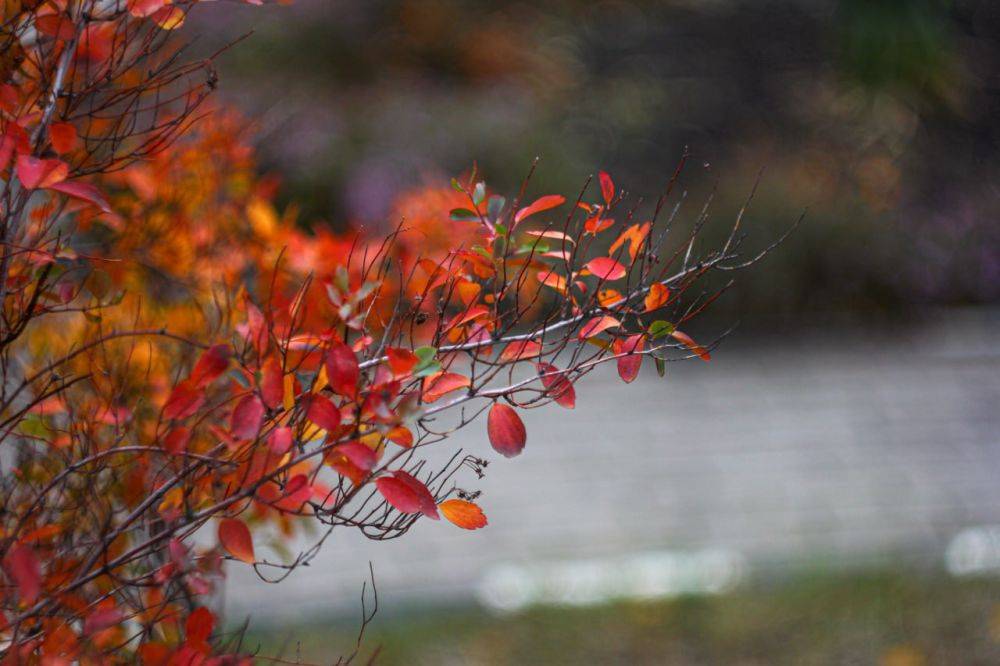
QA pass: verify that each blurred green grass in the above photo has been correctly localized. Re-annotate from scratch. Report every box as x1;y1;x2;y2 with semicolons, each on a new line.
242;571;1000;664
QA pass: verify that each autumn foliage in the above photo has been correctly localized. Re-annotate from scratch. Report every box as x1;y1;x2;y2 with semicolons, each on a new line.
0;1;777;662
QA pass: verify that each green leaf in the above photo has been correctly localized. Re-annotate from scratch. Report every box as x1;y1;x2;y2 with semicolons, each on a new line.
473;182;486;206
472;245;493;261
494;222;507;237
414;346;437;364
412;346;441;377
648;320;675;339
450;208;479;223
655;356;666;377
451;178;464;192
519;241;549;254
487;195;506;222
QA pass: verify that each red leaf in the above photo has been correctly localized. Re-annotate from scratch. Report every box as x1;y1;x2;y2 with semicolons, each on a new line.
185;606;215;644
613;334;645;383
439;499;488;530
671;330;711;362
268;426;292;455
376;471;439;519
230;394;264;440
325;342;359;397
515;194;566;223
422;372;470;402
487;403;526;458
578;316;620;340
163;426;191;455
260;358;284;410
16;155;67;189
4;544;40;604
334;441;376;471
498;339;542;363
386;347;417;376
586;257;627;281
304;394;341;431
48;122;78;154
84;608;123;635
218;518;254;563
49;180;112;213
536;362;576;409
584;214;615;234
191;344;231;387
599;171;615;205
163;379;204;421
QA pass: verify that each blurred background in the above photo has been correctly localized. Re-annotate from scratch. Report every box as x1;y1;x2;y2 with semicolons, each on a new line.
187;1;1000;662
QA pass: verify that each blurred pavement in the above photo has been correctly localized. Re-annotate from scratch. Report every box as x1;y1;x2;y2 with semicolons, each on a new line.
226;308;1000;623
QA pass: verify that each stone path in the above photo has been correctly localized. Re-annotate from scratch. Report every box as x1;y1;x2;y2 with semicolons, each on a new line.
225;309;1000;623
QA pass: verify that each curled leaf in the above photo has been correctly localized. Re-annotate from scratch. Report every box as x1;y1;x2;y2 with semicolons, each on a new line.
671;330;711;361
645;282;670;312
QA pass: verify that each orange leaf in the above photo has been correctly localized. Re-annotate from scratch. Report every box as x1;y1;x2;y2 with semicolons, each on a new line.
439;499;488;530
598;289;623;307
498;339;542;363
218;518;254;563
537;269;568;294
609;222;651;262
645;282;670;312
578;316;620;340
487;403;526;458
386;425;414;448
671;330;711;361
515;194;566;223
422;372;470;402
